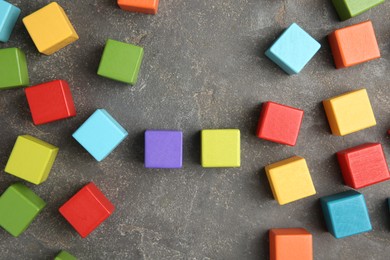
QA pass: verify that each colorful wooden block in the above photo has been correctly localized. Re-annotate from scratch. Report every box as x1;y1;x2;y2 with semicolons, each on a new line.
0;183;46;237
256;101;304;146
22;2;79;55
59;182;115;238
332;0;384;21
0;1;20;42
5;135;59;185
25;80;76;125
320;190;372;238
118;0;159;14
97;39;144;85
265;156;316;205
265;23;320;75
328;20;380;69
0;47;29;90
323;89;376;136
337;143;389;189
72;109;128;161
145;130;183;168
55;250;77;260
269;228;313;260
201;129;240;168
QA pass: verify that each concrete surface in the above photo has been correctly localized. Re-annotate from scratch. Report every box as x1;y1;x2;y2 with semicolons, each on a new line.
1;0;390;259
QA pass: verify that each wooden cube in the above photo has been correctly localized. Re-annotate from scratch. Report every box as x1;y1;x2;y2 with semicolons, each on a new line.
0;47;29;90
118;0;159;14
332;0;384;21
323;89;376;136
265;156;316;205
55;250;77;260
0;0;21;42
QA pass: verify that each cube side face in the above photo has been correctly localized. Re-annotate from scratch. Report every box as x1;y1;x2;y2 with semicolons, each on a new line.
0;48;29;90
55;250;77;260
0;183;46;237
25;80;76;125
257;102;303;146
0;1;21;42
97;39;144;85
323;99;341;135
346;0;384;18
331;0;352;20
118;0;159;14
72;109;128;161
5;135;59;184
271;229;313;260
201;129;240;168
144;130;183;168
328;31;346;69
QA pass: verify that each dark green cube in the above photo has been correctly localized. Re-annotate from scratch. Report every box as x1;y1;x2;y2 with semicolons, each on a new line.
332;0;384;20
0;47;29;90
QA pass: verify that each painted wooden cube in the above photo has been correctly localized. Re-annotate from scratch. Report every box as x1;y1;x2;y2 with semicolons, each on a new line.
269;228;313;260
0;0;20;42
25;80;76;125
265;156;316;205
332;0;384;21
256;101;304;146
5;135;59;185
323;89;376;136
0;47;29;90
0;183;46;237
337;143;390;189
201;129;240;168
320;190;372;238
72;109;128;161
145;130;183;168
97;39;144;85
23;2;79;55
265;23;320;75
59;182;115;238
55;250;77;260
118;0;159;14
328;20;380;69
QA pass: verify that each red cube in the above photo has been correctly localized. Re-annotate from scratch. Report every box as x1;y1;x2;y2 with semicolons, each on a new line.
256;101;304;146
337;143;390;189
59;182;115;238
25;80;76;125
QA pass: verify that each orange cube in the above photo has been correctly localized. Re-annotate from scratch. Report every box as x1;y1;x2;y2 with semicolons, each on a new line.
269;228;313;260
328;20;380;69
117;0;159;14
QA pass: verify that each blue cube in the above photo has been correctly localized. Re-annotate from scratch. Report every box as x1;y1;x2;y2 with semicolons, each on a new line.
320;190;372;239
0;1;21;42
72;109;128;161
265;23;321;75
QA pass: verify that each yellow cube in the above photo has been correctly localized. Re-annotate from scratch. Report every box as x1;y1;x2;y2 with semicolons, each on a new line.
265;156;316;205
323;89;376;136
22;2;79;55
201;129;240;167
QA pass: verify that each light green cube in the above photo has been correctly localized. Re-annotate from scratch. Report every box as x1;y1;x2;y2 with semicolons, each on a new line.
5;135;59;185
332;0;384;20
55;250;77;260
97;39;144;85
0;183;46;237
0;47;29;90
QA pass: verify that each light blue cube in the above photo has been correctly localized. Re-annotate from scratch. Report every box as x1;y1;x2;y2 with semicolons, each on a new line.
0;1;21;42
72;109;128;161
320;190;372;239
265;23;321;75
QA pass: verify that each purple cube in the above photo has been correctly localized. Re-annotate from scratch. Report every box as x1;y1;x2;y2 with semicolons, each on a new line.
144;130;183;168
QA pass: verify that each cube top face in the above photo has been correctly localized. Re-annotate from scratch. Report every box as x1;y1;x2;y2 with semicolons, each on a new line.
0;1;21;42
266;156;316;205
332;0;384;20
321;190;372;238
0;47;29;90
265;23;321;75
59;182;115;238
55;250;77;260
201;129;240;168
22;2;79;55
97;39;144;85
0;183;46;237
323;89;376;136
72;109;128;161
118;0;159;14
257;101;304;146
329;21;380;68
337;143;389;189
145;130;183;168
25;80;76;125
5;135;59;185
270;228;313;260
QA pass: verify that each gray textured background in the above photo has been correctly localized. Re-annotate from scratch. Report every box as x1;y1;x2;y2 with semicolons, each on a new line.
1;0;390;259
